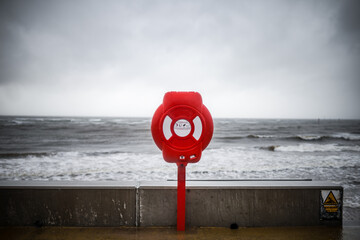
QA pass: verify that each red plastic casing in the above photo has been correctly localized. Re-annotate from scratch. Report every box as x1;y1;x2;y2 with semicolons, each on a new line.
151;91;213;164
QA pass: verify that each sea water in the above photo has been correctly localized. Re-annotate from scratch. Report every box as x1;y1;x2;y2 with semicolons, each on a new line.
0;116;359;209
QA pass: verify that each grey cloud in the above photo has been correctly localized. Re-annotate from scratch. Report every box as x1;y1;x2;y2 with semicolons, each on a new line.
0;0;359;118
337;0;360;42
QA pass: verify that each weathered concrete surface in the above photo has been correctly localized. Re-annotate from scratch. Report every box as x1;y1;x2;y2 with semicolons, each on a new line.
0;181;137;227
138;188;177;226
187;189;320;227
139;181;343;227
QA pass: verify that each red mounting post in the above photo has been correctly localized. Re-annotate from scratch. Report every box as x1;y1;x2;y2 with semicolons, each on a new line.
177;162;187;231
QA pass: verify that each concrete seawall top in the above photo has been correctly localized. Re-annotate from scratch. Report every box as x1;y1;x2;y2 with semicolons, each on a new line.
140;180;342;189
0;181;138;189
0;180;343;190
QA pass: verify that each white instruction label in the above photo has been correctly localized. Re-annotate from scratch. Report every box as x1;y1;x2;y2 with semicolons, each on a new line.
174;119;191;137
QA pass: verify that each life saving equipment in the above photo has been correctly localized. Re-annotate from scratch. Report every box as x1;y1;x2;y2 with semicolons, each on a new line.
151;91;213;164
151;91;213;231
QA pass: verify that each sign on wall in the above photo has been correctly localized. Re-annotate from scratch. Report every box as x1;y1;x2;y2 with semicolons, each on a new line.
320;190;342;220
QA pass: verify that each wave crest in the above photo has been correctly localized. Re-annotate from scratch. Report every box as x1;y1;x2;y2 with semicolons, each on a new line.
274;144;360;153
0;152;55;159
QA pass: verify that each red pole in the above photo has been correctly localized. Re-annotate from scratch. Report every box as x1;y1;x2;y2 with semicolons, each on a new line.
177;162;186;231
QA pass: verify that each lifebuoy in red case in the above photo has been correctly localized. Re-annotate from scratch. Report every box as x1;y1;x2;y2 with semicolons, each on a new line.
151;91;213;164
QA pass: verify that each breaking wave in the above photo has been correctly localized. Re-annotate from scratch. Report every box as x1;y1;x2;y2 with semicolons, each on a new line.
218;133;360;142
0;152;56;159
271;144;360;153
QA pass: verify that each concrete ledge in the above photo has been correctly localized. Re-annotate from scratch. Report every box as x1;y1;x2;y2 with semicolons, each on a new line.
0;181;137;189
142;180;341;189
0;181;343;227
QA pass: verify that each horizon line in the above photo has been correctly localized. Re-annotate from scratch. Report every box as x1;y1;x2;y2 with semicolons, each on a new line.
0;114;359;121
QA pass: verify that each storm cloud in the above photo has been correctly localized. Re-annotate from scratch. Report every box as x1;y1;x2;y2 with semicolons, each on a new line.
0;0;359;118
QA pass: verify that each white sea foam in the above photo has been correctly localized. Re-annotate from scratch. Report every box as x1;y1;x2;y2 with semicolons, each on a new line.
297;135;323;140
89;118;102;122
332;133;360;141
275;144;360;152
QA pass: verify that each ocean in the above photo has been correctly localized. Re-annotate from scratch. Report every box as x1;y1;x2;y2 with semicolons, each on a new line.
0;116;359;210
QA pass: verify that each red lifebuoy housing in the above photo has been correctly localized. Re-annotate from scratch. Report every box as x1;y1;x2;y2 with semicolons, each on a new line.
151;91;213;164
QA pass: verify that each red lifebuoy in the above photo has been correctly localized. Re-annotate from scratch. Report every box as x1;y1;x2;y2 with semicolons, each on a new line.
151;91;213;164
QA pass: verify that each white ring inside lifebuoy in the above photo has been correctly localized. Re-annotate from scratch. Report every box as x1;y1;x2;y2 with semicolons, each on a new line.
163;115;172;140
162;115;203;141
192;116;202;140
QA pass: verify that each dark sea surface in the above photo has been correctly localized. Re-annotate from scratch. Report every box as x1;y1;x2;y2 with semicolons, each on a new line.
0;116;359;209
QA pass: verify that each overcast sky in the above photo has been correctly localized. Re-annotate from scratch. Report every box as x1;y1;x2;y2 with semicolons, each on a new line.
0;0;359;119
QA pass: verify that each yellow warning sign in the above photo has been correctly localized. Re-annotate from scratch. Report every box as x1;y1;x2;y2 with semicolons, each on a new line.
323;191;338;213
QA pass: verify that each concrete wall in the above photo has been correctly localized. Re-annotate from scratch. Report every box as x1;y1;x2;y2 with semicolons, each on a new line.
139;181;343;227
0;181;342;227
0;182;137;227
